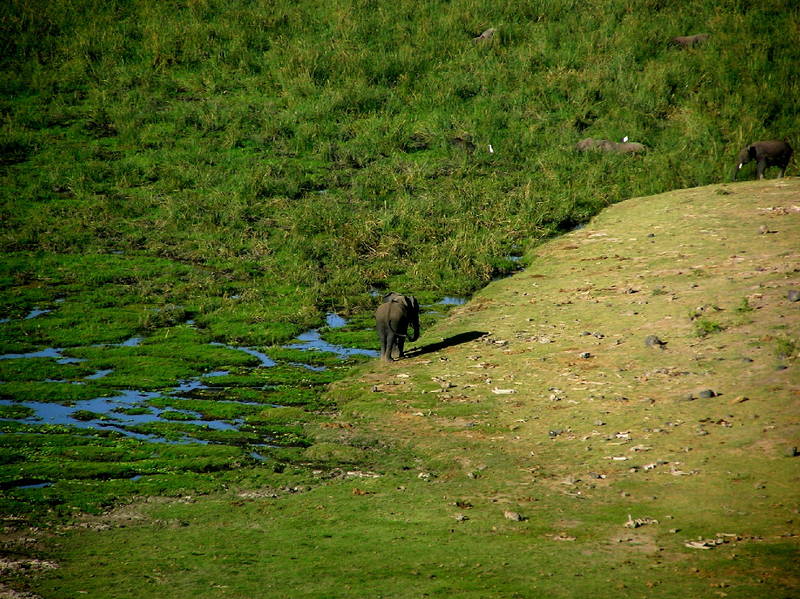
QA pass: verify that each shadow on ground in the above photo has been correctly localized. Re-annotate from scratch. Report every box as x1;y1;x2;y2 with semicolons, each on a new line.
407;331;488;358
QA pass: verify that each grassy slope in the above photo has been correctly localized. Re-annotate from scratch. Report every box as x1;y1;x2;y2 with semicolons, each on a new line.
17;179;799;598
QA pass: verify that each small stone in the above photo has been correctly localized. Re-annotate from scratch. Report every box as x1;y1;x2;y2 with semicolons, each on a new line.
579;352;592;359
697;389;717;399
504;510;525;522
644;335;667;349
730;396;749;404
788;290;800;302
785;447;799;458
454;513;468;522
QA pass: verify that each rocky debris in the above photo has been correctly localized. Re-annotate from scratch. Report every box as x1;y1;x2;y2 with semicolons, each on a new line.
625;514;658;528
503;510;525;522
491;387;516;394
788;289;800;302
454;513;469;522
0;558;59;574
684;534;738;549
579;352;592;359
644;335;667;349
697;389;718;398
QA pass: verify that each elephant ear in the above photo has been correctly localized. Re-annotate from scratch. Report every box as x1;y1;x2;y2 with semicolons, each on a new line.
403;295;419;314
748;145;758;160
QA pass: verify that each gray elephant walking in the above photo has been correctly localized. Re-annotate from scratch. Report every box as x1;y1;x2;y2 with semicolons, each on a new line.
733;140;793;180
375;292;420;361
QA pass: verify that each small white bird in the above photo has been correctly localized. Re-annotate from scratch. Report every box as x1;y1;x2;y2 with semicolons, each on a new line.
488;144;494;153
622;136;629;142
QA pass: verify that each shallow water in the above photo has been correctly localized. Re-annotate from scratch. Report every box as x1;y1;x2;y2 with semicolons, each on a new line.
439;296;467;306
0;313;377;443
286;329;379;358
210;342;276;367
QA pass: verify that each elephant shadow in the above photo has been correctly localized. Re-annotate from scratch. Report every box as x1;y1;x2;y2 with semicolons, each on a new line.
405;331;488;358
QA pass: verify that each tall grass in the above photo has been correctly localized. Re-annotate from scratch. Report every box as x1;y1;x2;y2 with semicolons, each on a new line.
1;0;798;333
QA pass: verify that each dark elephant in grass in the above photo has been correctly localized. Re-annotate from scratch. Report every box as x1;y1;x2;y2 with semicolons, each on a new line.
575;138;646;154
670;33;709;48
375;292;420;361
733;140;793;180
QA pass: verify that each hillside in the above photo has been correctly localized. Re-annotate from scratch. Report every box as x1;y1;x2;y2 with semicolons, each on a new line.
10;179;799;598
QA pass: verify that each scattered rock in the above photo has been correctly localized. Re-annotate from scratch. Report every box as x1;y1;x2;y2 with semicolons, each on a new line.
454;513;469;522
579;352;592;359
698;389;718;399
788;290;800;302
644;335;667;349
786;447;799;458
730;396;749;404
492;387;516;394
552;533;576;541
625;514;658;528
504;510;525;522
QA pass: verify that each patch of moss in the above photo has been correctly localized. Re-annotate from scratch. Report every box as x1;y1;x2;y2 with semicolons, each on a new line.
0;382;114;404
0;358;94;382
148;397;260;420
0;404;36;419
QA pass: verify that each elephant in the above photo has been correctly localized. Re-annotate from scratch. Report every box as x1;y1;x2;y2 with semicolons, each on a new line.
375;293;420;361
670;33;710;48
732;140;793;180
575;138;646;154
473;28;496;43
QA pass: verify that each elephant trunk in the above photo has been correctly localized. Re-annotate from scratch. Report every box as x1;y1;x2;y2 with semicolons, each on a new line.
406;297;420;342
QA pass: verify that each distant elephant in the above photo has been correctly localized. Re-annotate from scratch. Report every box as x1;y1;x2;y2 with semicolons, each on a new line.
575;138;646;154
375;293;420;361
670;33;710;48
473;28;496;43
732;140;793;180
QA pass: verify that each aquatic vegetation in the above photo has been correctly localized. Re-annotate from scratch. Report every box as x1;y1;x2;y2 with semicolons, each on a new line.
0;358;94;382
0;404;35;420
0;382;115;404
148;397;262;421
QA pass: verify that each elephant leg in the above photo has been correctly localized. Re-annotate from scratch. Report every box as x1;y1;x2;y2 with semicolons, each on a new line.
779;166;786;178
379;328;393;361
757;160;766;179
397;337;406;359
386;332;398;361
